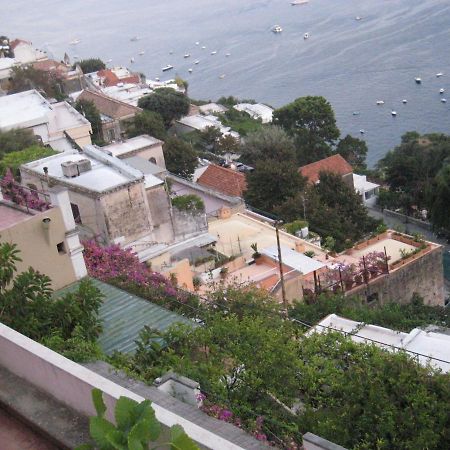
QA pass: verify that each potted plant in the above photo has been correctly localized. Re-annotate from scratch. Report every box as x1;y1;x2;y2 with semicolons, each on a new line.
250;243;261;260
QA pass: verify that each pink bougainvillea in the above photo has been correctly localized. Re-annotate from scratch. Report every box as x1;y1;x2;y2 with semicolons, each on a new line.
82;240;191;306
1;169;50;212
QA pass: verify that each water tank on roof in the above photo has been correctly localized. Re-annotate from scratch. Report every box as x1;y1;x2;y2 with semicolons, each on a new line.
61;161;79;178
76;159;92;174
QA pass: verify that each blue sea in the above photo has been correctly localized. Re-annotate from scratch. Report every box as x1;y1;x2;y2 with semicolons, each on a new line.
3;0;450;166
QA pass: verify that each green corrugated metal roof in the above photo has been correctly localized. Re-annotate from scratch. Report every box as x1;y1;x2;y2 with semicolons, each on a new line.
55;278;195;355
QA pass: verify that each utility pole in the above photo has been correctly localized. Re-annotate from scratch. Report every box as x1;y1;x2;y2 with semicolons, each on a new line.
275;221;288;316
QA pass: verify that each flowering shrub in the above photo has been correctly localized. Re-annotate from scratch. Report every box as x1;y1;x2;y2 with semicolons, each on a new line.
358;251;388;274
0;169;50;211
197;393;268;443
82;240;199;313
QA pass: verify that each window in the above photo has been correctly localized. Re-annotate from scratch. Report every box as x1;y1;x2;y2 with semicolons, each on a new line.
56;242;66;254
71;203;82;224
149;157;157;164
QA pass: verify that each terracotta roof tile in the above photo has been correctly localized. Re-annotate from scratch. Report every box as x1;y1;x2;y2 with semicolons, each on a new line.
97;69;140;87
299;154;353;184
197;164;247;197
77;89;141;120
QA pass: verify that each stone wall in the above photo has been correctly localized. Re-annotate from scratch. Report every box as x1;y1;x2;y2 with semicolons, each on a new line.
349;247;444;306
101;183;152;245
146;185;174;244
172;209;207;240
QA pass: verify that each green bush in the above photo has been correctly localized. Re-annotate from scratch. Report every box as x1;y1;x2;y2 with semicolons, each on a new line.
172;194;205;212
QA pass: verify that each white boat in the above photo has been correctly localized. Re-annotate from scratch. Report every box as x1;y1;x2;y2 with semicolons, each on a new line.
130;36;139;42
184;53;190;58
138;51;145;56
69;39;80;45
355;16;363;21
360;129;365;134
436;72;444;77
188;68;193;73
304;32;310;39
219;74;226;79
376;100;385;105
155;77;160;81
441;98;447;103
169;50;173;55
415;77;422;84
162;65;174;72
130;57;135;63
225;53;231;57
402;99;407;104
391;111;397;116
201;46;206;49
194;60;200;65
272;25;283;33
440;88;445;94
211;50;217;55
291;0;309;5
195;41;200;45
352;111;360;116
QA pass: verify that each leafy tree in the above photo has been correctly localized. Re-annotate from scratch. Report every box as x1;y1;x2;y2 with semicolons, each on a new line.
244;159;307;214
214;134;239;156
0;145;57;176
303;172;379;251
430;163;450;231
290;292;450;332
335;134;367;170
163;137;197;180
9;65;64;100
239;125;296;165
172;194;204;212
0;242;103;361
377;132;450;213
198;126;222;151
75;99;103;145
77;58;106;73
0;128;40;158
273;96;340;165
126;110;166;140
77;389;198;450
138;88;190;126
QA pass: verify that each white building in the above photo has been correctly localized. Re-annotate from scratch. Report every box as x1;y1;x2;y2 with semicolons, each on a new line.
0;90;92;151
309;314;450;373
199;103;228;115
353;173;380;206
101;83;153;107
175;114;240;139
234;103;273;123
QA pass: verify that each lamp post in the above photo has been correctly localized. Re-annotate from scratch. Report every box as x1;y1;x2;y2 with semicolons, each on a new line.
275;220;288;316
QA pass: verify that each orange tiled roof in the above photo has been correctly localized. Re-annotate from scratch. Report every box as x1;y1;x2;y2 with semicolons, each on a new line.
299;154;353;184
97;69;140;87
9;39;31;50
77;89;141;120
197;164;247;197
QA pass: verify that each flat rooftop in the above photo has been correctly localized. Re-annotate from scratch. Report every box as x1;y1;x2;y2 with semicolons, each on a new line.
0;90;50;130
209;213;323;259
47;101;90;132
349;238;416;264
23;150;138;193
0;203;34;231
101;135;162;158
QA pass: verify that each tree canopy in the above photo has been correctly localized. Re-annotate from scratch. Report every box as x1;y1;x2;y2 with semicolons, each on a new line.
75;99;103;145
9;66;64;100
126;110;166;141
273;96;340;165
163;137;198;180
138;88;190;126
77;58;106;73
335;134;368;170
239;125;296;165
0;242;103;361
0;128;40;158
244;159;307;214
0;145;57;176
